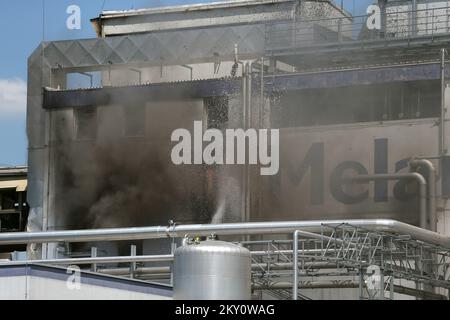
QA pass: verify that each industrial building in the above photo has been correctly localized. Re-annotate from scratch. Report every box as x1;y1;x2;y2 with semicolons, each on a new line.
0;167;28;258
0;0;450;300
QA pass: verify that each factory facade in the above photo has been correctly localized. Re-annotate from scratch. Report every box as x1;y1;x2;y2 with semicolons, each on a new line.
14;0;450;299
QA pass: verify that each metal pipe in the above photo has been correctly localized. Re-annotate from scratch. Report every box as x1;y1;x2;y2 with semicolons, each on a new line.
98;262;339;277
351;173;427;229
99;267;171;276
260;57;265;129
251;249;339;256
259;281;360;290
0;252;338;269
247;61;254;129
242;63;247;126
240;63;249;226
91;247;97;272
410;159;439;295
410;159;437;232
244;62;252;225
412;0;417;36
441;48;447;159
253;282;447;300
293;230;299;300
0;254;173;265
1;219;450;248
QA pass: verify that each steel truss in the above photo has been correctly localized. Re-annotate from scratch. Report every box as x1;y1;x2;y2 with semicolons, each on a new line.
246;223;450;300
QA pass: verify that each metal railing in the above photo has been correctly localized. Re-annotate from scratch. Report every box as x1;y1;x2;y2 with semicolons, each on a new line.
249;223;450;300
266;5;450;51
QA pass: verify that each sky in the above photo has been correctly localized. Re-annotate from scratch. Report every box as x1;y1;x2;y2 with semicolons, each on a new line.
0;0;372;166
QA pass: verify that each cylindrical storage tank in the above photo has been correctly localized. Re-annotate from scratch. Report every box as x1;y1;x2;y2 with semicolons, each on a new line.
173;240;251;300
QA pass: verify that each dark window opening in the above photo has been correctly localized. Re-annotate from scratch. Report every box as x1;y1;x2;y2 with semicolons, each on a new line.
0;190;28;234
274;81;441;128
0;190;16;210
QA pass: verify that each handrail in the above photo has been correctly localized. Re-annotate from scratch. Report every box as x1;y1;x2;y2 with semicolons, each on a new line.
266;5;450;49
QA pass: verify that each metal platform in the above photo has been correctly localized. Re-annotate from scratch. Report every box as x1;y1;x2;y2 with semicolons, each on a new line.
265;5;450;71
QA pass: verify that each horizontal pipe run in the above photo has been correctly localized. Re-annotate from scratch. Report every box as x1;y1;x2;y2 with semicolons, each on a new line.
253;282;447;300
0;219;449;248
98;262;341;276
99;267;171;276
351;173;426;184
256;281;360;290
0;250;344;267
0;251;344;267
0;254;173;266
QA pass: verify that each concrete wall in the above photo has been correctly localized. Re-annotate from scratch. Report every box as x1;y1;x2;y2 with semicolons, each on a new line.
257;119;439;226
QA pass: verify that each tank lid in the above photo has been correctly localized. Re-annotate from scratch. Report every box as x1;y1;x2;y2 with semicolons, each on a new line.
175;240;250;257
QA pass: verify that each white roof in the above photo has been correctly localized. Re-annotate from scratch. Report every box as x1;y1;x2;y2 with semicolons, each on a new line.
99;0;297;18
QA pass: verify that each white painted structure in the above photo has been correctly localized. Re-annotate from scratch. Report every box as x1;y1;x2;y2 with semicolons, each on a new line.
0;264;172;300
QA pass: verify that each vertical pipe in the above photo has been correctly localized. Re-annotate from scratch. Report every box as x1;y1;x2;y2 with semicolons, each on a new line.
390;276;394;300
417;87;421;117
245;63;253;224
293;230;299;300
410;159;437;232
410;159;438;295
351;173;427;229
412;0;417;36
379;271;385;300
241;64;248;224
380;0;387;38
440;48;447;160
419;182;427;229
359;270;364;300
260;57;264;129
91;247;97;272
170;241;177;287
247;63;252;130
130;244;137;279
18;192;23;231
291;2;297;49
42;109;52;260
